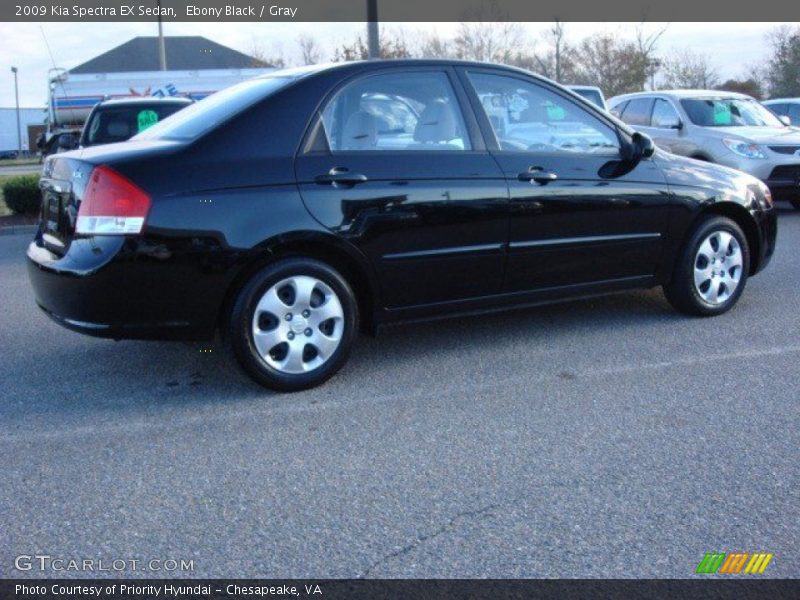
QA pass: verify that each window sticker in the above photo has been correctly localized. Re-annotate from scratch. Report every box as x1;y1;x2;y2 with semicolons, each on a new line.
137;110;160;132
713;102;732;125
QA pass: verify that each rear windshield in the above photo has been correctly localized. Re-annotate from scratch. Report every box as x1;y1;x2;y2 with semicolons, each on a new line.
133;76;294;141
572;89;604;109
680;97;784;127
83;103;188;146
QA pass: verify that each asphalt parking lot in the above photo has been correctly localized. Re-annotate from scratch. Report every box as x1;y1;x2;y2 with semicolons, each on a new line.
1;209;798;579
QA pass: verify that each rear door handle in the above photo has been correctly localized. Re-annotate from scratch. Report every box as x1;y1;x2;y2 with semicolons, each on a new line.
315;167;368;187
518;167;558;185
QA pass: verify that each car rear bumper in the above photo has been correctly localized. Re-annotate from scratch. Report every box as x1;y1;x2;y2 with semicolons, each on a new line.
26;233;232;341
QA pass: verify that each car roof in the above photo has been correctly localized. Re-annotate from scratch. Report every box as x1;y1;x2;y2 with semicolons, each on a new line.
257;59;561;87
609;89;754;104
96;96;194;107
566;85;602;91
763;98;800;104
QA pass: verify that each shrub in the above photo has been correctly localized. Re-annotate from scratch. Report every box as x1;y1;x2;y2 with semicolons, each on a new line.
2;174;40;214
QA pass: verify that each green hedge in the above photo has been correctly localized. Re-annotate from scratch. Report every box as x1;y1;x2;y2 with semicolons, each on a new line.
2;174;40;214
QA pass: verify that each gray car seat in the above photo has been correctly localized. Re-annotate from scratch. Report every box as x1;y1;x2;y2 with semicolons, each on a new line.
341;110;378;150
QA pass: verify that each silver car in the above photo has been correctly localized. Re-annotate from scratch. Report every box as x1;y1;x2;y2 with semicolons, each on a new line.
609;90;800;209
763;98;800;126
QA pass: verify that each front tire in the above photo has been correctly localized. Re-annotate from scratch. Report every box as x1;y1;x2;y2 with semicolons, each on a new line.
229;257;358;392
663;215;750;316
791;199;800;210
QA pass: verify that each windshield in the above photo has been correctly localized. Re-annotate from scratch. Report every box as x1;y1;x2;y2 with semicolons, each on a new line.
82;103;188;146
133;76;294;141
680;97;785;128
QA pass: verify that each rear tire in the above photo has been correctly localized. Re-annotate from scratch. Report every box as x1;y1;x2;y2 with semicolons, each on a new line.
791;199;800;210
663;215;750;316
229;257;358;392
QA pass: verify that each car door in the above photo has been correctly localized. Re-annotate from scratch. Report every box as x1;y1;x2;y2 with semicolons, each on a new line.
648;97;688;155
294;67;508;310
459;69;671;293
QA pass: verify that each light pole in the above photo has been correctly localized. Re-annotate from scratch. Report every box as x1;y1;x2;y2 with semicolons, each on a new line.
11;66;21;157
157;0;167;70
366;0;379;60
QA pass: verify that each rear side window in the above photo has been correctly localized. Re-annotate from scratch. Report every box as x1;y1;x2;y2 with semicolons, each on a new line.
573;89;604;109
134;76;294;141
620;98;654;126
320;71;471;152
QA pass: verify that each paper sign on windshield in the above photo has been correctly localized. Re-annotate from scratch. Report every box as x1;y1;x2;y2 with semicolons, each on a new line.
137;110;159;132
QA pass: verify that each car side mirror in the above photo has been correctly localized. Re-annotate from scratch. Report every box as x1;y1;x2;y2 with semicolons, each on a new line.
778;115;791;127
671;120;684;130
626;131;655;160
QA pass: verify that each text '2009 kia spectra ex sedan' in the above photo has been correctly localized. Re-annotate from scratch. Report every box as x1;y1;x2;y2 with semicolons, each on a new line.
28;61;777;391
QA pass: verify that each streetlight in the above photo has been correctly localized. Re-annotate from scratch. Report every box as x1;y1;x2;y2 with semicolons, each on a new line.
11;66;21;157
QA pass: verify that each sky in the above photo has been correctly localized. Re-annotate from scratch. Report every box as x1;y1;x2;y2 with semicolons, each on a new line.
0;21;783;108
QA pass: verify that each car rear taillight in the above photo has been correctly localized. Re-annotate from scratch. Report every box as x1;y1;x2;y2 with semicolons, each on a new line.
75;165;151;235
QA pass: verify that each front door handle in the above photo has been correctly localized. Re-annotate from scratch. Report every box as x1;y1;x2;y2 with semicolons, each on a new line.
315;167;368;187
518;167;558;185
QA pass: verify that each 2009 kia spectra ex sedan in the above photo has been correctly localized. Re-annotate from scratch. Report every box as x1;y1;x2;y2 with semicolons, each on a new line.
28;60;777;391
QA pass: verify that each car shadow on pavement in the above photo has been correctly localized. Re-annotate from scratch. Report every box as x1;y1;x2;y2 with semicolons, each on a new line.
0;286;681;425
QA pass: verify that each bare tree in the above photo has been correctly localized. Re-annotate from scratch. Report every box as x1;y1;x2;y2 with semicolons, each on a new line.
452;21;525;63
447;0;527;63
660;49;720;89
415;30;453;58
573;34;650;97
249;39;286;68
297;34;322;65
333;30;412;62
635;23;669;90
523;21;578;83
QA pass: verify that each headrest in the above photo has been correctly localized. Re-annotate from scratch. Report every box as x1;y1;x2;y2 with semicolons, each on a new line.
414;101;457;143
341;110;377;150
107;121;131;138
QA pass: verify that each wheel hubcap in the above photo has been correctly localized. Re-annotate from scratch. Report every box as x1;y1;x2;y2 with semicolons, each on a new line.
693;230;743;306
251;275;344;374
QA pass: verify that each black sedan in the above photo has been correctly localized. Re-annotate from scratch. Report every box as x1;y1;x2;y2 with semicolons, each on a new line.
28;60;777;391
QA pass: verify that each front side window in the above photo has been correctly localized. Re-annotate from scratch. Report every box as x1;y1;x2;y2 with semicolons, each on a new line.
651;98;681;129
320;71;471;152
680;97;785;127
620;98;654;127
468;72;619;155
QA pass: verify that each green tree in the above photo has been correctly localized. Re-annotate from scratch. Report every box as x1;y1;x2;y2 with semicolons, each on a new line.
765;26;800;97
